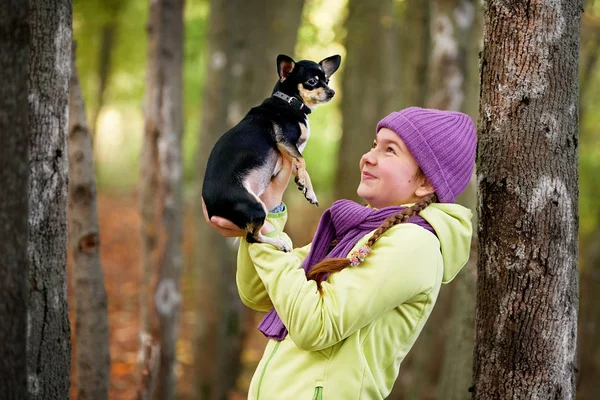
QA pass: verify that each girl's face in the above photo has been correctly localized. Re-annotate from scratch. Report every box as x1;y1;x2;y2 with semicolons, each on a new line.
357;128;434;209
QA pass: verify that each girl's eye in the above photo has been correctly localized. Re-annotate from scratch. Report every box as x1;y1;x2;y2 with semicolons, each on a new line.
306;78;317;86
371;141;377;149
387;147;396;154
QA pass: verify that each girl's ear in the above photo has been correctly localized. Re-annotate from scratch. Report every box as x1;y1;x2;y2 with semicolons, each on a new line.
414;175;435;198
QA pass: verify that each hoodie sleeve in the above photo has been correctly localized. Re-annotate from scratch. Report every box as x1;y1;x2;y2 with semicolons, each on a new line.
247;224;442;351
236;207;311;312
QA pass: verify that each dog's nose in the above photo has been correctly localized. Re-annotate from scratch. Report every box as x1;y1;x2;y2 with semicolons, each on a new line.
327;89;335;97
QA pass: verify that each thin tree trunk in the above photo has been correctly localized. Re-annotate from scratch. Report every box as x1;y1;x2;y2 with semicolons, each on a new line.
433;2;479;399
138;0;184;399
90;21;116;141
195;3;232;398
334;0;397;202
578;10;600;119
388;4;480;399
397;0;431;109
473;2;581;398
0;2;29;398
27;0;73;399
195;1;304;398
426;0;476;111
68;42;111;400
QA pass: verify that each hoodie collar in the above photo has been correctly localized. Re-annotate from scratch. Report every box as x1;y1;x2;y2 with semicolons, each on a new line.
419;203;473;284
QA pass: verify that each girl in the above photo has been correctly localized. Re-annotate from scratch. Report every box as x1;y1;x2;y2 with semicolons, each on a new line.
204;107;477;400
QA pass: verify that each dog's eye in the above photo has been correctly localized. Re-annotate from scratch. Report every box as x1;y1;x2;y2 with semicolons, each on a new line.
306;78;318;86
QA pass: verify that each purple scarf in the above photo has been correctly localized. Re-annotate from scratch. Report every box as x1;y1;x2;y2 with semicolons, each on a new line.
257;199;436;340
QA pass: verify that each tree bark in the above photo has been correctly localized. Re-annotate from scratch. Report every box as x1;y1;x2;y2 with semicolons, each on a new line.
0;2;29;399
138;0;184;399
195;1;304;399
27;1;73;399
334;0;398;202
68;42;111;400
473;2;581;399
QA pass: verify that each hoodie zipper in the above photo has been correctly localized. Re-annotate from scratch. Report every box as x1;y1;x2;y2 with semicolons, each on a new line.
312;386;323;400
256;340;281;400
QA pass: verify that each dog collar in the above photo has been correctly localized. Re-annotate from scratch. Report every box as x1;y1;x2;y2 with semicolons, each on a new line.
272;91;311;114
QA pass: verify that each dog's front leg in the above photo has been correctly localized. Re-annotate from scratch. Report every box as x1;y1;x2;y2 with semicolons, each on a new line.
277;143;318;206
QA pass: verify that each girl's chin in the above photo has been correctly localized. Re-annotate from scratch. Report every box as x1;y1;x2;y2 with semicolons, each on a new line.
356;186;373;203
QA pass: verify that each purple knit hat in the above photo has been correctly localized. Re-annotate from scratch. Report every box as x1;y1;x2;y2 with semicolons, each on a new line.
376;107;477;203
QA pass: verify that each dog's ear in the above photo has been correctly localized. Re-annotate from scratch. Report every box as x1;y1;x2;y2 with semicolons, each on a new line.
277;54;295;82
319;55;341;78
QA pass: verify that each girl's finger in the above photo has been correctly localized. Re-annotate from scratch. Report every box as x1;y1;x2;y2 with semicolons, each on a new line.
211;216;240;230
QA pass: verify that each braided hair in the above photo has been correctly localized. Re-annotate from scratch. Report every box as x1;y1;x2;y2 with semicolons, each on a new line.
306;192;438;289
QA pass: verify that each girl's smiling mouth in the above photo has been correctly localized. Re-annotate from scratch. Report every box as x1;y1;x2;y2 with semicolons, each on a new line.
362;170;376;180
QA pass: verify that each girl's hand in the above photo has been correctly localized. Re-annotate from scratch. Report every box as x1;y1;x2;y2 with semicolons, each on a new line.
202;198;246;237
260;157;293;211
202;157;291;237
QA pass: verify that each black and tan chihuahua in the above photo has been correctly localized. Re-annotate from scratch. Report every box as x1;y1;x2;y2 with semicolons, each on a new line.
202;54;341;251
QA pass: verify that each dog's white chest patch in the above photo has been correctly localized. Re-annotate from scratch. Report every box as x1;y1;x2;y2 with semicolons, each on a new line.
298;116;310;153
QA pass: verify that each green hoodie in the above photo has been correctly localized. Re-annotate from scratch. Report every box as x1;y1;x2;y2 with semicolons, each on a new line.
237;203;473;400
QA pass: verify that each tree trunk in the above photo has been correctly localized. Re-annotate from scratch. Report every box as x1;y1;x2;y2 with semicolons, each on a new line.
195;1;304;399
397;0;431;109
473;2;581;399
138;0;184;399
27;1;73;399
578;3;600;122
426;0;477;111
90;20;116;141
432;2;479;399
68;42;111;400
0;2;29;399
334;0;397;202
388;4;480;399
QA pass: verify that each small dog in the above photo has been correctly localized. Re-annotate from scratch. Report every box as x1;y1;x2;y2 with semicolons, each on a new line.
202;54;341;251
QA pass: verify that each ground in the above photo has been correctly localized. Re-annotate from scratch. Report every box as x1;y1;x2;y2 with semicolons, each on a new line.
68;192;272;399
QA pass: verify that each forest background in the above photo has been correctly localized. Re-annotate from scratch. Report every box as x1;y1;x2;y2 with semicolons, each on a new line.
65;0;599;399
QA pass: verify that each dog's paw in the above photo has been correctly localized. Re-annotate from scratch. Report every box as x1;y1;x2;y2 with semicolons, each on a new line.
271;238;291;252
294;175;306;189
256;233;291;252
304;188;319;206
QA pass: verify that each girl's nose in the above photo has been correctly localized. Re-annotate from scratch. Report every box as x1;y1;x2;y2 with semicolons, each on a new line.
360;149;376;166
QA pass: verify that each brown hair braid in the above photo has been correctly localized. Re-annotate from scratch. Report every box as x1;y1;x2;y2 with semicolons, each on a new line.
306;192;438;289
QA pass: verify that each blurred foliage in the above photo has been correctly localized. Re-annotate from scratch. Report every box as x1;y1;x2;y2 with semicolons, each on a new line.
71;1;600;398
580;3;600;243
74;0;600;247
73;0;349;200
74;0;209;192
